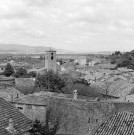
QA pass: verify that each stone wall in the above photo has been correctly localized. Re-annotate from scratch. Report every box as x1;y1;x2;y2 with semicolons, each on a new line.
15;78;35;87
12;97;134;135
14;103;46;122
48;98;134;135
47;98;114;135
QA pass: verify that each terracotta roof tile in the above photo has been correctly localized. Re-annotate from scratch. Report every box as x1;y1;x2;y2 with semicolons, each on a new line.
94;112;134;135
0;97;32;135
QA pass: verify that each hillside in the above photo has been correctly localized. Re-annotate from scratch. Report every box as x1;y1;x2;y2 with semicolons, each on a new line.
0;43;74;54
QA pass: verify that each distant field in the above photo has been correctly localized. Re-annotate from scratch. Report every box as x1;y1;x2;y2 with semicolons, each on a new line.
57;53;109;59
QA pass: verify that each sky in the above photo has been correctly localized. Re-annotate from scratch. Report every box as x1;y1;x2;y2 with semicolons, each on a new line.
0;0;134;52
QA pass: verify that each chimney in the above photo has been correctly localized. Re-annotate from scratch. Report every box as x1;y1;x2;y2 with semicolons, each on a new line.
73;90;77;100
9;118;14;131
10;95;13;102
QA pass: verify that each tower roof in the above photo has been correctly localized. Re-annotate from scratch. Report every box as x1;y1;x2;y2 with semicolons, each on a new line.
45;48;56;52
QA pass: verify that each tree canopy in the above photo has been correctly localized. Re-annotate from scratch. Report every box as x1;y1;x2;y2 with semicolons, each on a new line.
35;70;66;93
30;109;60;135
14;67;28;78
3;63;15;77
109;50;134;69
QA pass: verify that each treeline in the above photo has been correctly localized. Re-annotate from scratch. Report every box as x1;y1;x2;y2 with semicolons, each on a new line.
110;50;134;69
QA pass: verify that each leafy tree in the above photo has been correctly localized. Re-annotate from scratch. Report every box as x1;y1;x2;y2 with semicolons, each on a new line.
63;83;102;98
115;51;122;56
30;109;60;135
57;58;62;65
4;63;15;77
109;51;122;64
14;67;28;78
35;70;66;93
40;55;45;60
28;71;37;77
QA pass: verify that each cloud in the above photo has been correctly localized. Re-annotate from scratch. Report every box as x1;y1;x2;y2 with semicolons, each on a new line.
0;0;134;51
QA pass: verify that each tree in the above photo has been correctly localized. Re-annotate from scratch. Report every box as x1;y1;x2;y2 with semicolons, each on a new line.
30;109;60;135
57;58;62;65
35;70;66;93
63;83;102;98
4;63;15;77
40;55;45;60
14;67;28;78
28;71;37;77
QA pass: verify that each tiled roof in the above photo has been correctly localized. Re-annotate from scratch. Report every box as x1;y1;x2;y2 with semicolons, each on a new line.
13;91;96;105
45;48;56;52
0;86;24;101
90;80;134;97
117;68;134;72
0;97;31;135
108;80;134;97
94;112;134;135
0;87;23;96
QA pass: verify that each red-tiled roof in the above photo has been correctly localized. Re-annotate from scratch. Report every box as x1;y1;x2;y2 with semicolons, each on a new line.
0;97;31;135
94;112;134;135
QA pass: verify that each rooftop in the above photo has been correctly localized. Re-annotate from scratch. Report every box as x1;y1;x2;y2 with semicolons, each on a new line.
94;112;134;135
0;97;31;135
90;80;134;98
45;48;56;52
13;91;96;105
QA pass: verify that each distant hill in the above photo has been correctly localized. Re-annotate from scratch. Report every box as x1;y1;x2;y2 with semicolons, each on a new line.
0;43;74;54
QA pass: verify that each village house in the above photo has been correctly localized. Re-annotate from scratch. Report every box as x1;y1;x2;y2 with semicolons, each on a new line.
0;97;31;135
11;91;96;122
74;58;87;65
0;86;24;101
11;94;48;122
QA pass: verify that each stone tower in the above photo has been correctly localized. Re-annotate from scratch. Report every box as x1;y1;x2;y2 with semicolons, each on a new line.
45;49;56;72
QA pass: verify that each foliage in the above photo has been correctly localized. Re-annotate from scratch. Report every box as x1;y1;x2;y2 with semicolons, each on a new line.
109;51;122;64
35;70;66;93
69;58;74;62
14;67;28;78
28;71;37;77
116;52;134;69
109;50;134;69
40;55;45;60
57;58;62;65
63;83;102;98
30;109;60;135
3;63;15;77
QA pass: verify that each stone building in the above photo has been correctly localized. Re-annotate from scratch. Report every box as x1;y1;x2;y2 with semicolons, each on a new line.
11;91;134;135
0;86;24;101
12;94;48;122
0;97;31;135
45;49;57;72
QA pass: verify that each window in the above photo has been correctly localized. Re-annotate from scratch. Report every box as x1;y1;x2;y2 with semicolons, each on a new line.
17;107;23;110
51;53;54;60
51;56;53;60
